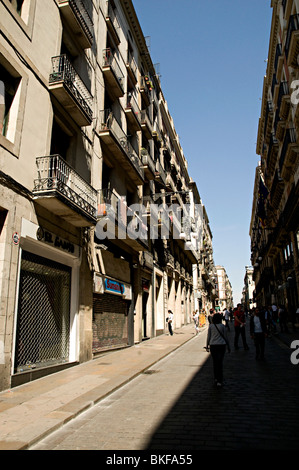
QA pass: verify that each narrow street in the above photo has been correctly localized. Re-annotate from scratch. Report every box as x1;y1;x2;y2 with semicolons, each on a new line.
30;322;299;451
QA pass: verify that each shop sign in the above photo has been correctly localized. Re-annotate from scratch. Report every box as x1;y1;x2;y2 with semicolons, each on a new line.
105;277;125;295
93;273;132;300
36;226;79;256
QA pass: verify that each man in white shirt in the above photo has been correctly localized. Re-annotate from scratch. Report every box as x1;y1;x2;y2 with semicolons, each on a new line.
167;310;173;336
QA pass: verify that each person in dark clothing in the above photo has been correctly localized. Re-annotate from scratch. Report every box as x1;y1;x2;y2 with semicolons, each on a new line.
250;307;267;360
234;304;249;350
278;305;289;333
206;313;230;387
208;308;214;324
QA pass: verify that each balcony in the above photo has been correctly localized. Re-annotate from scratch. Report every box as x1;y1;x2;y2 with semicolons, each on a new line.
140;110;152;140
33;155;97;226
126;51;138;86
266;132;279;175
270;169;284;210
285;14;299;68
98;110;144;185
97;189;148;251
166;252;175;270
142;195;159;224
155;160;167;186
274;43;283;75
166;171;176;191
57;0;93;49
49;55;93;127
141;148;155;180
152;123;163;144
125;93;142;132
279;128;299;180
140;76;152;107
102;49;124;99
105;1;120;45
264;101;274;140
277;81;290;120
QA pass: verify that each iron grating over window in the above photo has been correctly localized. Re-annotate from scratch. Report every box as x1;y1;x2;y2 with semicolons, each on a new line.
14;251;71;373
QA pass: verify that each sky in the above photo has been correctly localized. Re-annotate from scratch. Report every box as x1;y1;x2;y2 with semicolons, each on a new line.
133;0;272;305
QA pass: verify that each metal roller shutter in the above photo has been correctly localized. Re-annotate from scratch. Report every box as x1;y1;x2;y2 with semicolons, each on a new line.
92;293;129;353
14;250;71;373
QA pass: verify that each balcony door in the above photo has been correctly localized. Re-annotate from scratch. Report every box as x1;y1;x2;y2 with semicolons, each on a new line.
50;117;71;161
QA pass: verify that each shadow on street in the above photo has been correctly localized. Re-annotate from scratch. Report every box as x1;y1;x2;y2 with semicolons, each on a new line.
145;323;299;450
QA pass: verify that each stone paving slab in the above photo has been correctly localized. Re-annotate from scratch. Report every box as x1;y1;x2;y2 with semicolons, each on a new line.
0;324;197;450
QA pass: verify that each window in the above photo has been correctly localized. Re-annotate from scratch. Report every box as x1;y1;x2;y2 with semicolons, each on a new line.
283;241;293;262
0;63;21;139
0;48;27;156
3;0;36;38
9;0;24;15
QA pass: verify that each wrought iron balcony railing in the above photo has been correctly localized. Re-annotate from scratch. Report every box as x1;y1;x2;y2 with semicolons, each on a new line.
279;127;297;175
99;109;144;180
105;0;120;44
102;48;124;96
141;148;156;175
127;51;138;83
155;159;167;185
33;155;97;222
285;14;299;62
58;0;93;46
49;54;93;123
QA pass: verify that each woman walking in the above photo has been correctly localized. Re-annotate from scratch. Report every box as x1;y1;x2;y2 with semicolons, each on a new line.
206;313;230;387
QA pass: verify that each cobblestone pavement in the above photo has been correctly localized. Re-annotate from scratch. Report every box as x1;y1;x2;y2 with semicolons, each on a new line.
31;321;299;451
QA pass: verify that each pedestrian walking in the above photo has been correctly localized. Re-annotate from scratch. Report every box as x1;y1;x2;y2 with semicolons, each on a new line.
167;310;174;336
208;308;214;324
224;307;230;331
234;304;249;350
206;313;230;387
278;305;289;333
266;305;277;335
193;310;199;334
250;307;267;360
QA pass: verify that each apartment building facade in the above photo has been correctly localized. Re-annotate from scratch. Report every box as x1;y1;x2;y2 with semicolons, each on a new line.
250;0;299;312
0;0;216;391
215;265;233;311
242;266;256;311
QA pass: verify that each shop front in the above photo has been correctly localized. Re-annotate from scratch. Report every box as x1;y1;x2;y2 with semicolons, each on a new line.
12;219;81;386
92;273;132;353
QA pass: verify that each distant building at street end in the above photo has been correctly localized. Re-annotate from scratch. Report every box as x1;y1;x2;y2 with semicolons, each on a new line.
215;266;234;311
242;266;256;311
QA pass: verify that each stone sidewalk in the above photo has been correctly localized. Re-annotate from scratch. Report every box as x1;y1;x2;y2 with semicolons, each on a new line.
0;323;197;450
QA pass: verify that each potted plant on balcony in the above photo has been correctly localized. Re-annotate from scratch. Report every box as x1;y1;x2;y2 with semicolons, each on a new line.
144;75;153;91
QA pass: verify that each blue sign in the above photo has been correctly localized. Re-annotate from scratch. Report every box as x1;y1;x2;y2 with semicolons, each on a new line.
104;278;125;295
